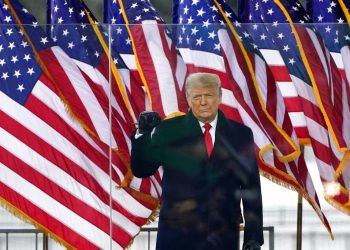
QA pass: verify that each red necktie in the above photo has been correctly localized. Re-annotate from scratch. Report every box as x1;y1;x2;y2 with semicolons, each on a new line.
203;123;213;158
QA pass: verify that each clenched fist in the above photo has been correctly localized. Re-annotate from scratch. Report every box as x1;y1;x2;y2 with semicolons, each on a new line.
138;111;161;134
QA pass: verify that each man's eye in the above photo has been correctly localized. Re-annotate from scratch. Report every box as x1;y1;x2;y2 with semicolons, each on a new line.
204;94;214;99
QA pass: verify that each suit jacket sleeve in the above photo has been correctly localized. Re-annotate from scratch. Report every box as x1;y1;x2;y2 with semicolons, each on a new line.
130;130;163;178
241;128;264;245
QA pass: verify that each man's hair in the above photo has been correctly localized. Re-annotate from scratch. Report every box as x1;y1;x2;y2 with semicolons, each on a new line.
185;72;222;98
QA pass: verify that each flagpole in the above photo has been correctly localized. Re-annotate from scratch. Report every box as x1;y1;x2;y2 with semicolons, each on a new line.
296;193;303;250
108;24;114;250
296;145;304;250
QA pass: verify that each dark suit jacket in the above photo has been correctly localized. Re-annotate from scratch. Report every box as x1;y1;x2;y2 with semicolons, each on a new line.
131;110;263;250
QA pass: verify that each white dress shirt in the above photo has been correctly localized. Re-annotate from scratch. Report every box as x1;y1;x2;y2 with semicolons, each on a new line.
198;114;218;144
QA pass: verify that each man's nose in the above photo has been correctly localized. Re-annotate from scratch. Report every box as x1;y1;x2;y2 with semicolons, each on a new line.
200;96;207;104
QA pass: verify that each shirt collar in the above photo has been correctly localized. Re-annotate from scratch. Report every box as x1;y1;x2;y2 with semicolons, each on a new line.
198;113;218;131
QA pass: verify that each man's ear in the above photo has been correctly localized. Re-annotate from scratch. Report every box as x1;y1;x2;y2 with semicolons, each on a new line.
186;97;192;108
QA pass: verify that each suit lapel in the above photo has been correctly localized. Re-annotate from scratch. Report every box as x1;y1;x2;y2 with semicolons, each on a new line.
184;111;209;160
184;110;233;161
211;110;222;157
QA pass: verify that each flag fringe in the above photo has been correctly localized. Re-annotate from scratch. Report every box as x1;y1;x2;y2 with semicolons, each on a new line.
121;186;160;207
274;0;349;156
1;195;160;249
324;195;350;216
213;0;301;162
335;150;350;179
260;170;334;240
124;204;160;250
0;197;76;250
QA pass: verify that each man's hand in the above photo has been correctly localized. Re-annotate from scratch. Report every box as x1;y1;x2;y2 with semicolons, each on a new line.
138;111;161;134
242;240;261;250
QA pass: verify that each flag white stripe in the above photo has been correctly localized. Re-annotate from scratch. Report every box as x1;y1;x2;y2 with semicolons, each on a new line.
276;87;287;127
330;52;344;70
276;81;299;97
340;166;350;190
130;177;142;191
175;54;187;91
121;54;138;70
314;157;335;182
260;49;285;66
289;112;307;127
178;48;225;72
254;55;268;108
340;46;350;83
150;175;162;197
341;81;350;145
306;117;330;148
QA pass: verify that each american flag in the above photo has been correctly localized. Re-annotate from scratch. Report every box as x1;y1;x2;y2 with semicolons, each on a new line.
173;0;332;235
307;0;349;52
103;0;150;115
47;0;165;231
238;1;309;142
306;0;350;213
173;0;300;182
46;0;162;198
306;0;350;133
239;0;350;215
103;0;136;67
0;0;158;249
47;0;136;156
108;0;188;118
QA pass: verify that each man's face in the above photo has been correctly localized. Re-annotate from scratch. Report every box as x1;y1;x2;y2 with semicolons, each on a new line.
187;84;221;123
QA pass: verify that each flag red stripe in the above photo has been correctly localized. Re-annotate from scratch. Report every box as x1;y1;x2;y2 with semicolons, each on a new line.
283;97;304;112
269;65;291;81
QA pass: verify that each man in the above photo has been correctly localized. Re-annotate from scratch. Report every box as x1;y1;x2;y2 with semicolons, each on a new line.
131;72;263;250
